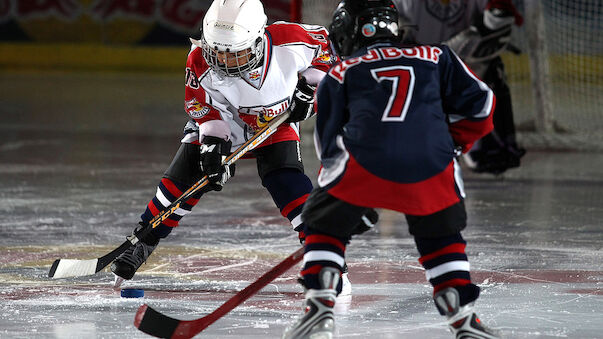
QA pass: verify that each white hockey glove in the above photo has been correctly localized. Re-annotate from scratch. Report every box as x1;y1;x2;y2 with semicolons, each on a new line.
287;76;316;123
445;0;523;78
484;0;524;30
199;136;234;191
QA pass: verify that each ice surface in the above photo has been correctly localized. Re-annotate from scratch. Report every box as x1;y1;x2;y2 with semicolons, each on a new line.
1;72;601;338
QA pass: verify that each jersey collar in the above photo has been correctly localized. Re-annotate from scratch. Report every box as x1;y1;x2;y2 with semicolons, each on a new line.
241;31;273;90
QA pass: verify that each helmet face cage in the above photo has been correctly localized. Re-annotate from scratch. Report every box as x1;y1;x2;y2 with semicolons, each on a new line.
201;36;264;77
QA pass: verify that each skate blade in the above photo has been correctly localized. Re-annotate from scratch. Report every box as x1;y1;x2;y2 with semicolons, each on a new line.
339;272;352;296
113;274;126;290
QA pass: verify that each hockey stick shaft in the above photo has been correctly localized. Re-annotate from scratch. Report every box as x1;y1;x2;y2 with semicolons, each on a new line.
134;247;305;339
49;112;291;278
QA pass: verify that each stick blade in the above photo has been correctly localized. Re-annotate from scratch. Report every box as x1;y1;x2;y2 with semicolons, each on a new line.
135;304;181;338
135;304;212;339
48;259;98;278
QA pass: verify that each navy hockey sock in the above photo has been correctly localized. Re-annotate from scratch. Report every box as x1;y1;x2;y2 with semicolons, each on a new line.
141;178;204;238
414;233;480;311
300;232;348;294
261;168;313;231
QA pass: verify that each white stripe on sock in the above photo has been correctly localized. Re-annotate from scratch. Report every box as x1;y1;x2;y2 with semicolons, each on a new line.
156;187;171;207
426;260;470;280
291;214;302;229
303;250;345;267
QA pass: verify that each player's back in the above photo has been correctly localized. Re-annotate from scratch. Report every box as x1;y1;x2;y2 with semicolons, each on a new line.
326;42;457;184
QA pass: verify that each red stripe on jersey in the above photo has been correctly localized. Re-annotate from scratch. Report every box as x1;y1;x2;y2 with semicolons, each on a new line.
185;47;224;125
433;278;472;294
255;124;301;149
418;243;467;265
281;193;309;217
266;22;333;73
328;155;461;216
161;178;183;197
267;22;328;47
305;234;346;252
260;32;272;88
449;96;496;152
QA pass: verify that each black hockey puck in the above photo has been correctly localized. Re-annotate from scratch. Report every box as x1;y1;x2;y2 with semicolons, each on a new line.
121;288;144;298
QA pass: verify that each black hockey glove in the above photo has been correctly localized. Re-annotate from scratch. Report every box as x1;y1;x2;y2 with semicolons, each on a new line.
287;76;316;123
199;136;235;192
351;208;379;235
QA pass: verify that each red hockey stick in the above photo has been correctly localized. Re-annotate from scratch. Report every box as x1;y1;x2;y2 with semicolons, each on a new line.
134;247;304;338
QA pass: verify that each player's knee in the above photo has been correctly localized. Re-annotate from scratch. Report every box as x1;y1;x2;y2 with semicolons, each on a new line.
302;187;378;238
163;143;204;187
261;168;313;208
406;201;467;238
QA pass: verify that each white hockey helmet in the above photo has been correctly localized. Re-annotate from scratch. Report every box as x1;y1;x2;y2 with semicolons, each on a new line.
193;0;267;77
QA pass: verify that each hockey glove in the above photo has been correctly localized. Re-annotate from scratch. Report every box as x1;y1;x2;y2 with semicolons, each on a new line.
485;0;524;28
287;76;316;123
351;208;379;235
199;136;235;191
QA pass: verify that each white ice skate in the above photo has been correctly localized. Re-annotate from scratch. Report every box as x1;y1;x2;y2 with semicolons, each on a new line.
283;267;339;339
434;287;502;339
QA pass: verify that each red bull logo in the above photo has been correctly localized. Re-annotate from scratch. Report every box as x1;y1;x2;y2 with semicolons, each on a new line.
315;50;332;64
248;71;261;80
239;99;289;131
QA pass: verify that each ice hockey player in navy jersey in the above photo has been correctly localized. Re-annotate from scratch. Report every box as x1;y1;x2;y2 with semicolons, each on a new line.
283;1;502;339
109;0;355;293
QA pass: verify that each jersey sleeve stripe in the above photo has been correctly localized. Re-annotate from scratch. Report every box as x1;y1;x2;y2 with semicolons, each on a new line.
450;51;495;120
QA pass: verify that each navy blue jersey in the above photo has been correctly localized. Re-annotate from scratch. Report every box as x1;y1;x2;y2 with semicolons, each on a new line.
314;42;494;215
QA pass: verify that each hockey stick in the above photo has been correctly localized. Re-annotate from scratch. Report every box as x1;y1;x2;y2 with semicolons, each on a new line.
48;111;291;279
134;247;304;339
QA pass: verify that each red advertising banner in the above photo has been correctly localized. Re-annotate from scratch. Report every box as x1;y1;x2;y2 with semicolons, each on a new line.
0;0;293;44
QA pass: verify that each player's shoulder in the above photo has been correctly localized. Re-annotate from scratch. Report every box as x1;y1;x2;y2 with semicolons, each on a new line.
186;44;211;76
266;21;329;47
433;43;459;64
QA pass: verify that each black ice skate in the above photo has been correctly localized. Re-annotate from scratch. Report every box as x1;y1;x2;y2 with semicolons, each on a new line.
111;229;159;282
283;267;339;339
434;287;502;339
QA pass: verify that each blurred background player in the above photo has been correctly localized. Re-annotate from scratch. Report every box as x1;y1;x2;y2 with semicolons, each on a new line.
284;0;502;338
109;0;353;293
393;0;526;175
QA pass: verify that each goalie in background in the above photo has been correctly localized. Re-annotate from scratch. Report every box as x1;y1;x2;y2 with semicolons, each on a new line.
394;0;526;175
284;0;502;338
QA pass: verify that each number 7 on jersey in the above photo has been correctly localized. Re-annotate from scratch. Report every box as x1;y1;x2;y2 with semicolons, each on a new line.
370;66;416;122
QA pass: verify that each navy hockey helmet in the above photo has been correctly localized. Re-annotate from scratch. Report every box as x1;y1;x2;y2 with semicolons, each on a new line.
329;0;400;58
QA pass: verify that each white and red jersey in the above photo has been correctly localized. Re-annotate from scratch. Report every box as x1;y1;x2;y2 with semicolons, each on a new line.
182;21;335;150
393;0;488;44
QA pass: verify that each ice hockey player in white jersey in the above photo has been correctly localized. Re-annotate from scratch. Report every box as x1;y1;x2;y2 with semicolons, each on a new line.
110;0;354;294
